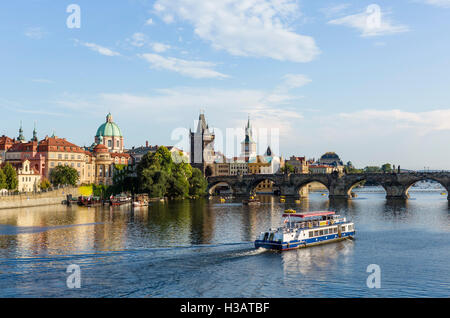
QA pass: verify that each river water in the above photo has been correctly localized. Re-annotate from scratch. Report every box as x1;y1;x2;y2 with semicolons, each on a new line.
0;187;449;298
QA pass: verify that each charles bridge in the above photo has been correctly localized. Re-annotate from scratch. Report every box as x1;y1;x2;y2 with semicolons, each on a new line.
207;171;450;200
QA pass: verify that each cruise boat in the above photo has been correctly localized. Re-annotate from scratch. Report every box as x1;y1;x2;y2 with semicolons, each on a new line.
255;211;355;251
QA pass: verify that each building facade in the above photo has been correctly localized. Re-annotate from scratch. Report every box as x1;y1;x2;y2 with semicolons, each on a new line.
17;160;41;192
4;115;131;188
286;156;309;174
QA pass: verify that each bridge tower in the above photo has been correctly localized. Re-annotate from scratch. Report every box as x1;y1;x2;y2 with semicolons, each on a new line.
190;111;215;175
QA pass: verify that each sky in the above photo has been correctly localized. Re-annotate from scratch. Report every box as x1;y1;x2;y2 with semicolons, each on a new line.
1;0;450;170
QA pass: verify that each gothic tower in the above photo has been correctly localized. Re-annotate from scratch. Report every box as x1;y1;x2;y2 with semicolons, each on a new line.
190;112;215;175
241;115;257;162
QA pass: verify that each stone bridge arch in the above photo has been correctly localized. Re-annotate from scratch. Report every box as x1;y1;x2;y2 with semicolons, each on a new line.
342;174;390;198
246;176;281;195
293;178;331;198
401;175;449;199
207;179;235;196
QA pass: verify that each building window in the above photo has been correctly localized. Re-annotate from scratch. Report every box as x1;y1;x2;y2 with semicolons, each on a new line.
108;140;112;148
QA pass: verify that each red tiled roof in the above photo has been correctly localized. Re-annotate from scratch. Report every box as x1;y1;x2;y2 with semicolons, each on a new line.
111;153;130;158
37;137;85;153
8;141;38;152
0;135;16;151
93;144;109;153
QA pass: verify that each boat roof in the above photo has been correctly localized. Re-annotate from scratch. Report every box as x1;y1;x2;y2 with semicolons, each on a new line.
282;211;335;218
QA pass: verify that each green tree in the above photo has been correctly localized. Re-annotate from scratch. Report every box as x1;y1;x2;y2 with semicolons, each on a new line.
0;168;6;190
364;166;382;173
281;163;295;174
3;163;18;190
137;146;207;199
40;177;51;190
189;168;208;198
167;162;192;199
381;163;392;173
50;165;79;186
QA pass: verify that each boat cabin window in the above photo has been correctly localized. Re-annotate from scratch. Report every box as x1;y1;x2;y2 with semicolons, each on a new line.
319;230;324;236
314;230;319;236
309;231;314;238
324;229;329;235
334;227;338;233
341;226;346;232
348;225;352;231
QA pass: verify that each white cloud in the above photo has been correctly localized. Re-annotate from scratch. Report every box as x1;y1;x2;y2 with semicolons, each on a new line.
338;109;450;134
281;74;312;89
77;41;121;56
328;6;409;37
145;18;154;25
128;33;147;47
24;27;47;40
53;82;304;137
139;53;229;79
151;42;171;53
153;0;320;63
423;0;450;7
320;3;351;18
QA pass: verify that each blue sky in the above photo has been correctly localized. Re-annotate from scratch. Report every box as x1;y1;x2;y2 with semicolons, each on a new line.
1;0;450;169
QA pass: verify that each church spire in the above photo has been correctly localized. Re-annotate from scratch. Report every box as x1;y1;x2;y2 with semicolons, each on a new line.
32;122;38;141
18;121;25;142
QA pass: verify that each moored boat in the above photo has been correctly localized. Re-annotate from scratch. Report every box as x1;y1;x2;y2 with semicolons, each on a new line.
110;194;132;206
77;196;103;207
255;211;355;251
243;196;260;206
133;193;149;207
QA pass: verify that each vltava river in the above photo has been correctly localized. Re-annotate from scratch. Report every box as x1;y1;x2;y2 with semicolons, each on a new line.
0;188;449;297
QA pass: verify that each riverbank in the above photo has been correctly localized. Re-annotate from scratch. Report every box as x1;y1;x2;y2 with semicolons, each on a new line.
0;187;79;210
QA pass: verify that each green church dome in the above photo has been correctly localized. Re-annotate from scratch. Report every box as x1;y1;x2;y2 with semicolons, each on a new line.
96;113;122;137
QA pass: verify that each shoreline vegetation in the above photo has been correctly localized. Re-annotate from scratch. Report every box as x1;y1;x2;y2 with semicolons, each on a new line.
96;146;208;201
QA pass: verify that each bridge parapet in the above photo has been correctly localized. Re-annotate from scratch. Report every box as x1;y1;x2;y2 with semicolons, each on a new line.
206;172;450;200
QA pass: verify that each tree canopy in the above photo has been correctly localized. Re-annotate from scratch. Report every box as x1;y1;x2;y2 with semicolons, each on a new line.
3;163;18;190
50;165;79;186
0;168;7;190
137;146;207;199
